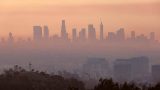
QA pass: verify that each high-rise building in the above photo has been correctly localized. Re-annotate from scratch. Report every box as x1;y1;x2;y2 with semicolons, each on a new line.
72;28;77;41
44;26;49;40
116;28;125;41
33;26;42;41
131;31;136;40
129;56;149;79
83;57;109;79
61;20;68;40
114;56;149;82
100;21;104;41
79;28;86;41
152;65;160;83
114;59;132;82
136;34;148;42
88;24;96;41
107;32;116;41
150;32;155;41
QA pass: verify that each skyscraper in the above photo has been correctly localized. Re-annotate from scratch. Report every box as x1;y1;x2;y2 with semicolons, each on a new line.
79;28;86;41
44;26;49;40
114;59;132;82
88;24;96;41
131;31;136;40
116;28;125;41
107;32;116;41
33;26;42;41
100;21;104;41
83;57;109;79
61;20;68;40
72;28;77;41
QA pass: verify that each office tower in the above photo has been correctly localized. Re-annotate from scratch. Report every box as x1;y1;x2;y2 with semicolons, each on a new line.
83;57;109;79
136;34;148;42
33;26;42;41
152;65;160;82
88;24;96;41
61;20;68;40
72;28;77;41
114;56;149;82
131;31;136;40
114;59;131;82
79;28;86;41
100;21;104;41
8;32;14;43
107;32;116;41
44;26;49;40
150;32;155;41
116;28;125;41
129;56;149;79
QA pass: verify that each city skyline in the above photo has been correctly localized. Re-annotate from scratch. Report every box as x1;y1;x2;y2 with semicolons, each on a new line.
0;19;158;43
0;0;160;88
0;1;159;39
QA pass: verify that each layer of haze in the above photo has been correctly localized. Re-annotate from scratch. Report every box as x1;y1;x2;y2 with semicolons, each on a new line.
0;0;160;40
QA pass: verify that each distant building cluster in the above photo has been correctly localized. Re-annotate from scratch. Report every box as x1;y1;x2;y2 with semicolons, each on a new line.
0;20;158;44
79;56;160;83
32;20;158;43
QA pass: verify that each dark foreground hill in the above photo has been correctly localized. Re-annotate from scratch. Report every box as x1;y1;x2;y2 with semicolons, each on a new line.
0;65;159;90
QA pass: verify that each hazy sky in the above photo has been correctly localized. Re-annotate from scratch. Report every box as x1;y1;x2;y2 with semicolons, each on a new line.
0;0;160;39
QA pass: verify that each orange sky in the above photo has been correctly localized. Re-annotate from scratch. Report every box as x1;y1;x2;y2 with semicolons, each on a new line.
0;0;160;40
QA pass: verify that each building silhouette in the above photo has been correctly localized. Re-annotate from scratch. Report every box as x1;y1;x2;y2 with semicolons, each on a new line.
100;21;104;41
44;26;49;40
116;28;125;41
72;28;77;41
107;32;116;41
131;31;136;40
129;56;149;80
82;57;109;79
33;26;42;41
79;28;86;41
114;59;132;82
88;24;96;41
113;56;149;82
152;65;160;83
136;34;148;42
61;20;68;40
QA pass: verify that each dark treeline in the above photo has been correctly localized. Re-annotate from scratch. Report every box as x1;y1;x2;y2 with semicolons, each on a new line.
0;65;159;90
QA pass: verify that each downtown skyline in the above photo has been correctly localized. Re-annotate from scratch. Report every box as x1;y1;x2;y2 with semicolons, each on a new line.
32;20;157;43
0;19;158;43
0;0;159;39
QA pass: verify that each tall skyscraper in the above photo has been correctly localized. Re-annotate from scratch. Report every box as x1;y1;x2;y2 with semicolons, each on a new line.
108;32;116;41
44;26;49;40
72;28;77;41
88;24;96;41
79;28;86;41
150;32;155;41
100;21;104;41
116;28;125;41
61;20;68;40
131;31;136;40
33;26;42;41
